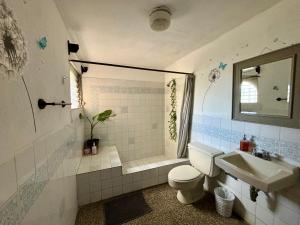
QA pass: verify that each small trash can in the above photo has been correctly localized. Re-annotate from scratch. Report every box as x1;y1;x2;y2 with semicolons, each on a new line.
214;187;235;217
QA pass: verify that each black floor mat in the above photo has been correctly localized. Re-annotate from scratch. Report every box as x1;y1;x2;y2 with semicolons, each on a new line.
104;191;152;225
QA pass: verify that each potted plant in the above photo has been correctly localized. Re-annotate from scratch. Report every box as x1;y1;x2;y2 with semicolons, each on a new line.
79;109;116;148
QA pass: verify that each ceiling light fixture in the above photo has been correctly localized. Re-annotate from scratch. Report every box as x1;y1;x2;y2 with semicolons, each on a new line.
149;6;171;32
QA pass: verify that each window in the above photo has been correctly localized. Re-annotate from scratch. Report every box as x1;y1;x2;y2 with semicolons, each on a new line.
241;81;258;103
70;66;82;109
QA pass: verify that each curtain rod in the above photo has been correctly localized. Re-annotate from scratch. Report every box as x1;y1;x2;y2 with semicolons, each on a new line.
69;59;193;75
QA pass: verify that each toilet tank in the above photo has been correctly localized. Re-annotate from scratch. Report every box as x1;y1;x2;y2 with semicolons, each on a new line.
188;142;223;177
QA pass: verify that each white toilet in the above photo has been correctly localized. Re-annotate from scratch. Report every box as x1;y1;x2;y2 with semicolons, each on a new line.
168;142;223;204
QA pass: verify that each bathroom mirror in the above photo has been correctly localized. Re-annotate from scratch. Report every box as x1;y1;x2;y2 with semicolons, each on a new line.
232;44;300;128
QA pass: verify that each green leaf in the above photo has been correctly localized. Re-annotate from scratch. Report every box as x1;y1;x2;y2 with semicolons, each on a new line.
97;109;115;122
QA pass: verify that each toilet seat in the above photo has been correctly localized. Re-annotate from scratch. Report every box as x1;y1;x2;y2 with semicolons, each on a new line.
168;165;205;204
168;165;204;182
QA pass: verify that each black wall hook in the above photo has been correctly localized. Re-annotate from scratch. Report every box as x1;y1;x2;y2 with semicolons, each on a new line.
81;65;88;74
38;98;71;109
68;40;79;55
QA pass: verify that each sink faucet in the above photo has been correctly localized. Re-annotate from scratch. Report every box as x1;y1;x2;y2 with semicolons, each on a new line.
252;149;271;161
262;150;271;161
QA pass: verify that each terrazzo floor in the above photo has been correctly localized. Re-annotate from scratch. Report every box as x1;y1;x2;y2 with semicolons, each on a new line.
75;184;249;225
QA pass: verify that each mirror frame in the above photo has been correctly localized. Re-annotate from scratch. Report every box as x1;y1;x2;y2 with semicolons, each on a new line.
232;44;300;128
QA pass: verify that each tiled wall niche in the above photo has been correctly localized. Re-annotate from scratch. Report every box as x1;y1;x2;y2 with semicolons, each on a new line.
82;78;165;162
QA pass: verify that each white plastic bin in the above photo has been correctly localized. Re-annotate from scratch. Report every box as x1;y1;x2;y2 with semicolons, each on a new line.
214;187;235;217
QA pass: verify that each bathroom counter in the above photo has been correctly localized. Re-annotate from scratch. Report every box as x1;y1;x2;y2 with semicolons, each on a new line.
76;145;121;175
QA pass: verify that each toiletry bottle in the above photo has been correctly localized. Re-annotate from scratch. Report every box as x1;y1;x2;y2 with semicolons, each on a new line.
240;134;249;151
92;142;97;155
249;135;256;152
83;148;91;155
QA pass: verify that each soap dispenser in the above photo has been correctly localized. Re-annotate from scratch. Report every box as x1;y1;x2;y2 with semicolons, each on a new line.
249;135;256;152
240;134;250;152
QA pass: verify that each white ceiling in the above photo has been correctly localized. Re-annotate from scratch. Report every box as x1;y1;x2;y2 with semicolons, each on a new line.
55;0;282;69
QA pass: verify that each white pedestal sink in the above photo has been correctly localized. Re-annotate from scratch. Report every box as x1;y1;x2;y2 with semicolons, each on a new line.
215;151;299;192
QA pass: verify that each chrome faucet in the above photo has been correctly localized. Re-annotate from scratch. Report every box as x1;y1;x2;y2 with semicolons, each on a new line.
262;150;271;161
252;149;271;161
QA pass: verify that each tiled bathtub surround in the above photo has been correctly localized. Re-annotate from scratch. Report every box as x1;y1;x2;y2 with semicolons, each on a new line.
192;114;300;165
82;78;165;162
76;145;189;206
122;155;188;174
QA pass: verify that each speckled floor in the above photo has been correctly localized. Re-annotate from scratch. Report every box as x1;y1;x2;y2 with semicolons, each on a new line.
75;184;248;225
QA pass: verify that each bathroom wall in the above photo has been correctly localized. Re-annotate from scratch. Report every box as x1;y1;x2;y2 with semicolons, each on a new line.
0;0;84;225
82;77;165;162
167;0;300;224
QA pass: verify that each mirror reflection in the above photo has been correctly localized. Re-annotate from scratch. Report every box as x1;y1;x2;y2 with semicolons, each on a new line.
240;58;293;116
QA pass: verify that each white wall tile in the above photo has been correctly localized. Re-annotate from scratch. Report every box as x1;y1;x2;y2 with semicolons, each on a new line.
280;128;300;144
219;140;231;153
158;175;168;184
33;137;48;167
245;122;261;137
243;211;255;225
102;188;113;200
257;192;276;210
274;218;289;225
256;218;268;225
221;118;232;130
89;171;101;193
101;169;111;180
261;125;280;139
78;193;90;206
122;174;133;184
112;186;122;197
77;174;89;196
274;203;299;225
231;121;245;133
82;78;165;163
0;159;17;207
234;200;256;225
277;191;300;213
256;204;274;225
112;176;122;187
111;167;122;178
90;191;101;203
241;196;256;214
219;173;242;195
101;178;113;189
15;145;35;186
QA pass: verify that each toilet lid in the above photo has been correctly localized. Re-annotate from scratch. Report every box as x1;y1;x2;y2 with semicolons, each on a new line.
169;165;203;182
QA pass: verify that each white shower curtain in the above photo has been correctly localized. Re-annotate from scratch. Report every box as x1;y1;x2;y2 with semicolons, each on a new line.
177;74;195;158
